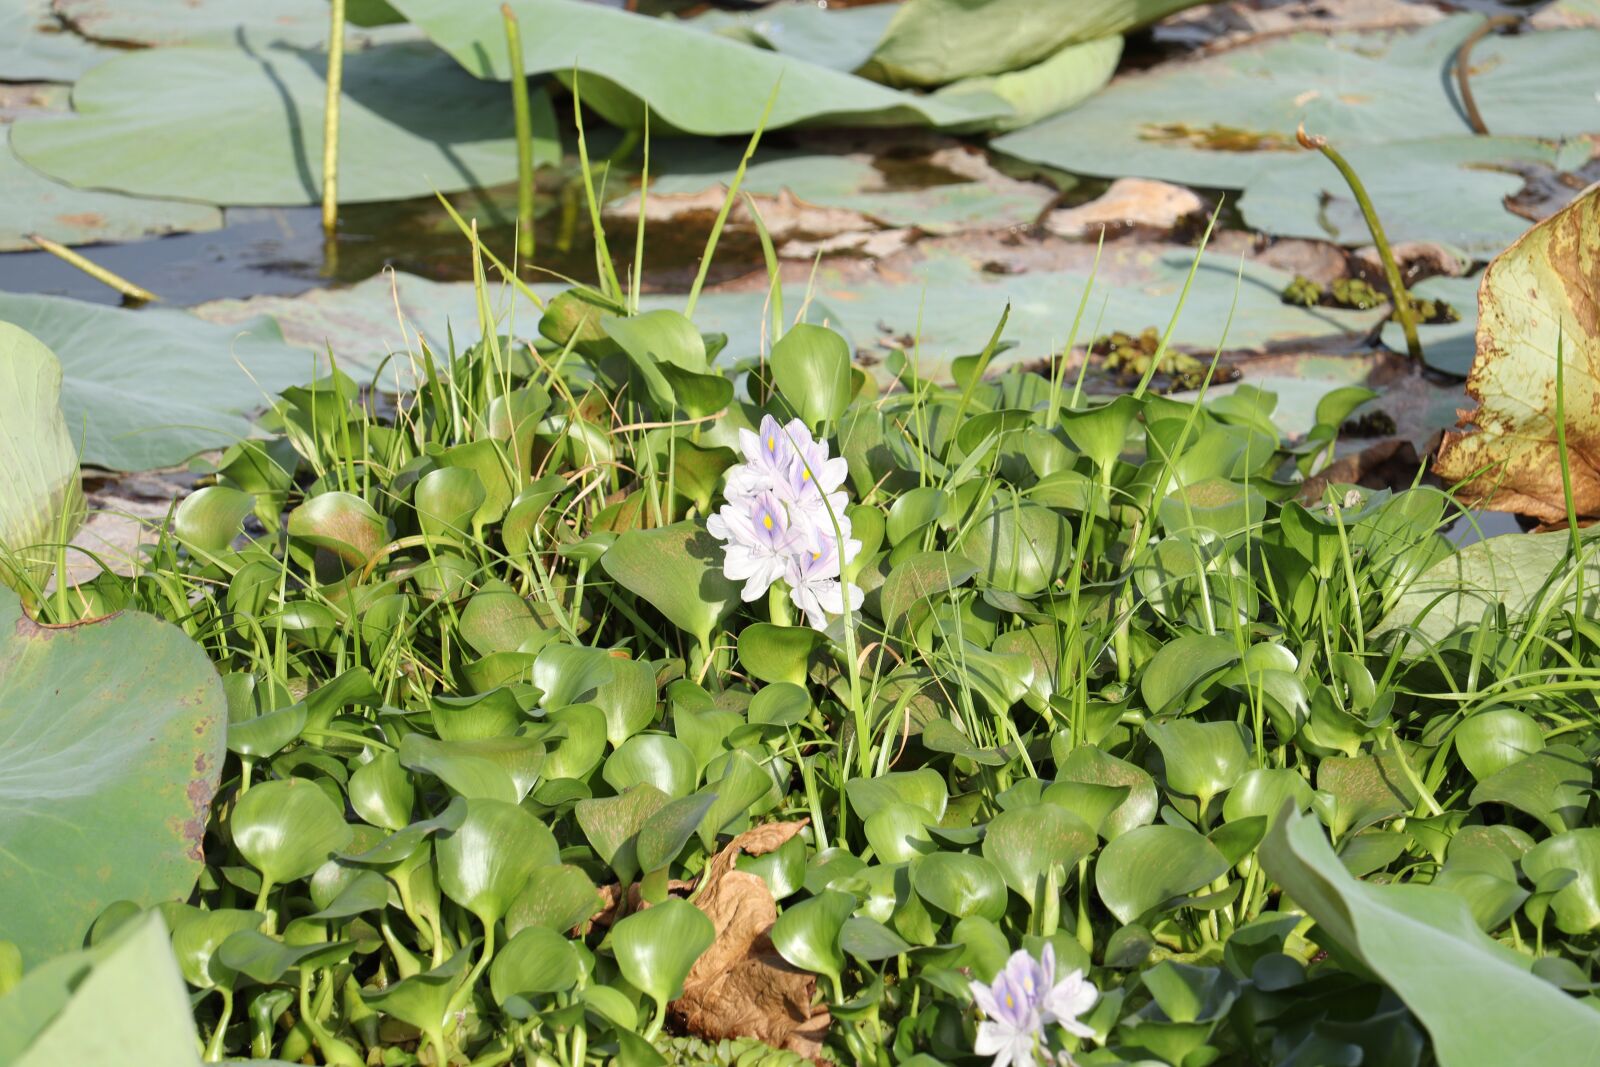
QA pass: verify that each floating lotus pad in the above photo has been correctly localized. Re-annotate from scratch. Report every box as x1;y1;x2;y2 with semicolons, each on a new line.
686;1;897;74
51;0;415;47
0;0;116;81
993;16;1600;188
0;134;223;250
383;0;1007;134
1239;137;1582;258
11;40;550;206
0;292;310;470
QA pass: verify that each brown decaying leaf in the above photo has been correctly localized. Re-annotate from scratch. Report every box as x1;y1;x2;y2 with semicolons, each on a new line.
672;820;830;1060
1435;185;1600;523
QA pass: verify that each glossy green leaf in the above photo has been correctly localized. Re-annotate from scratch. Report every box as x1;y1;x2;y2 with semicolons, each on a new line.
1097;824;1229;925
771;324;855;428
0;324;84;592
436;798;559;925
1455;708;1545;782
604;734;699;799
490;926;581;1004
611;898;715;1010
1471;745;1591;835
233;778;354;888
983;803;1096;913
601;522;739;647
912;852;1008;922
1261;807;1600;1067
771;889;855;987
506;865;604;937
0;588;225;966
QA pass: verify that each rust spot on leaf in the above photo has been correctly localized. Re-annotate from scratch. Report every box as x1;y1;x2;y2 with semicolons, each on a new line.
55;211;107;228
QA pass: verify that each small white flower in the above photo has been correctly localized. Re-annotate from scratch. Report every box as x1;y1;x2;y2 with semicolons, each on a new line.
706;490;798;602
969;946;1100;1067
785;535;862;631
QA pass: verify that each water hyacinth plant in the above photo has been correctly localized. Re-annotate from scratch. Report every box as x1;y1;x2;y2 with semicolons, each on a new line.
972;945;1099;1067
709;414;862;630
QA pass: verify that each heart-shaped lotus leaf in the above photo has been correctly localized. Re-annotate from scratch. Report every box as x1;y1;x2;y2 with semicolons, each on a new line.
506;865;604;937
387;0;1001;135
172;485;254;559
489;926;582;1006
865;802;936;865
215;929;355;984
878;551;979;626
1262;807;1600;1066
1374;530;1600;648
836;915;912;965
993;17;1600;188
591;655;659;747
770;324;855;429
845;768;948;822
436;798;559;926
534;642;619;709
1053;746;1159;840
1433;186;1600;523
636;793;718;873
348;751;416;831
601;522;739;648
1096;824;1229;925
959;501;1071;595
982;803;1097;914
10;41;543;206
865;0;1175;87
1;912;203;1066
771;888;855;988
1521;830;1600;936
911;852;1008;922
415;466;486;542
540;702;609;780
1471;745;1592;836
170;909;264;991
604;733;699;798
1144;719;1250;814
737;623;826;686
1314;753;1418;841
232;778;354;890
0;323;84;592
576;784;671;883
1455;708;1545;782
611;897;715;1014
0;293;304;472
286;492;390;569
362;946;475;1033
1221;768;1314;828
1139;633;1239;716
398;733;518;802
0;587;225;966
748;681;812;727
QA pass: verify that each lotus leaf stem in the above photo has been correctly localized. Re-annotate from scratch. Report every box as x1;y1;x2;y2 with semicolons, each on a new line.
1297;124;1423;364
26;234;158;304
1454;15;1519;136
503;4;536;265
321;0;345;241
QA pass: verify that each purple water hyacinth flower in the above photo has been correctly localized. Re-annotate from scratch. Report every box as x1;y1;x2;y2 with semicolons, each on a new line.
970;945;1099;1067
706;489;799;602
785;533;862;630
712;416;861;630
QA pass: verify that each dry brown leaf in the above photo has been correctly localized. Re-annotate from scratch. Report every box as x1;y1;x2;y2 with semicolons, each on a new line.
1435;185;1600;522
671;820;830;1060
